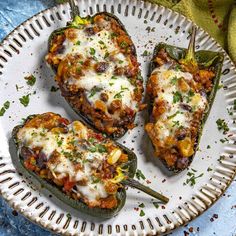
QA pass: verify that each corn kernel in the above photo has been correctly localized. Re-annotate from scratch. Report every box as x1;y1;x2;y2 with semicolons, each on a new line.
107;149;122;165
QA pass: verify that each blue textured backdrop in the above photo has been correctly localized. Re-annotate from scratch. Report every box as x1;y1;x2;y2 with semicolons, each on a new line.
0;1;236;235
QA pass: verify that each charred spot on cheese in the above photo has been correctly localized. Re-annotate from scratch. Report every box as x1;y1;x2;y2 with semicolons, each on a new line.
46;13;143;138
15;112;130;209
146;47;220;172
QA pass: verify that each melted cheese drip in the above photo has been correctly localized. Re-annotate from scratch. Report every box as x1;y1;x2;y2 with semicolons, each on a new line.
17;122;109;203
56;26;138;113
152;64;207;141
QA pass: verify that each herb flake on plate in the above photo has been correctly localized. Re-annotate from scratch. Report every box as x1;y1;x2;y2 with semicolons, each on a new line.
19;94;30;107
136;169;146;180
0;101;10;117
24;75;36;86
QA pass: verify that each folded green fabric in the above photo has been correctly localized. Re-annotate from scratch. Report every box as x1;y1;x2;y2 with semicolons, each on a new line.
145;0;236;63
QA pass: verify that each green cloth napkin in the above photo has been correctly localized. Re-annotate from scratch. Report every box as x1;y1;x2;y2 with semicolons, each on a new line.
145;0;236;63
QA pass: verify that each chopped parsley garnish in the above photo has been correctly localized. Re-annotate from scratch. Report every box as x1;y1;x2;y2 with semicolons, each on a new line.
188;90;195;97
153;202;159;209
62;151;73;159
207;167;213;172
139;203;145;208
19;94;30;107
185;90;195;103
62;150;82;162
172;120;180;127
174;64;181;71
136;169;146;180
139;210;145;217
114;91;124;99
24;75;36;86
0;108;5;117
40;131;46;137
77;67;82;73
216;119;229;134
167;111;180;119
15;84;23;91
227;108;233;116
110;32;118;39
57;139;63;147
121;86;129;91
173;91;182;103
3;101;10;109
104;51;110;59
118;60;123;64
119;41;128;49
75;40;81;45
96;144;107;153
89;86;102;98
88;137;95;143
184;171;204;186
88;144;107;153
50;86;59;92
91;176;101;184
207;145;211;149
98;40;105;45
220;138;228;143
170;76;179;85
66;213;71;219
109;82;114;86
111;76;118;80
88;146;97;152
89;48;96;55
141;50;150;57
0;100;11;116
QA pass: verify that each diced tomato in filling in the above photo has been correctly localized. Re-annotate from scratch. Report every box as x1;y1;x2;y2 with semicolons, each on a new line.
64;179;76;191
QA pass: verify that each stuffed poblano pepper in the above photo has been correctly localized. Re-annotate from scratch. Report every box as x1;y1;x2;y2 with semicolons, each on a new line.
45;2;143;139
12;112;168;218
145;27;224;172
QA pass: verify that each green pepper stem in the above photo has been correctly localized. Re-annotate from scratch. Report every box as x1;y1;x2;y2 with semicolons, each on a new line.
185;26;196;61
122;178;169;204
68;0;79;21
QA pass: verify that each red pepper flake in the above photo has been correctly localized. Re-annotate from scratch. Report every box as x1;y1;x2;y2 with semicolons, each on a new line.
12;210;18;216
184;231;189;236
162;179;166;183
231;205;236;209
134;207;139;211
210;218;214;222
146;180;151;184
161;206;165;209
213;214;218;219
189;227;193;233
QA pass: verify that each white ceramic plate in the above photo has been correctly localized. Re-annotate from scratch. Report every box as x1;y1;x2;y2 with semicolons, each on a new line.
0;0;236;235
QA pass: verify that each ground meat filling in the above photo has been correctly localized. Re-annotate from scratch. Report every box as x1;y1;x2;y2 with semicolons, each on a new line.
46;14;143;137
145;48;216;170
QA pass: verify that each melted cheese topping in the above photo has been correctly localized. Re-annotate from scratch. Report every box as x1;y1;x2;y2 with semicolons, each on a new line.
17;121;111;203
152;64;207;141
56;26;138;113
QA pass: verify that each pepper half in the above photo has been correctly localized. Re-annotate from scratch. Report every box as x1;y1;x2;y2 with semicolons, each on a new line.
12;113;168;219
146;28;224;173
46;11;143;139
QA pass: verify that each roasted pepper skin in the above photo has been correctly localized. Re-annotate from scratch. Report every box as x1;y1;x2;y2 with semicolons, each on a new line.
47;12;143;140
12;114;137;219
148;43;224;173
